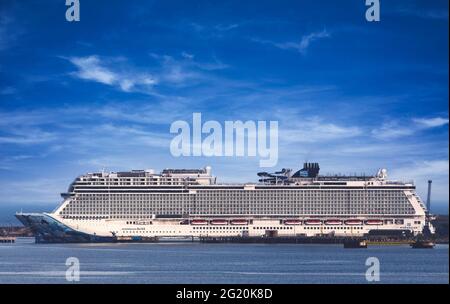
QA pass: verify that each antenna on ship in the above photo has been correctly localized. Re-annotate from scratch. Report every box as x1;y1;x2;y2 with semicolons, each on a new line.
422;180;434;236
426;180;432;215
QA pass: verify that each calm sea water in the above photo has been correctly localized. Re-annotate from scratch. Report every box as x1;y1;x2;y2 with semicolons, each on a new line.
0;238;448;284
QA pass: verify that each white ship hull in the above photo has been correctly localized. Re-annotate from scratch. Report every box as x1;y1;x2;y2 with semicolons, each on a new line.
16;212;426;241
16;163;433;242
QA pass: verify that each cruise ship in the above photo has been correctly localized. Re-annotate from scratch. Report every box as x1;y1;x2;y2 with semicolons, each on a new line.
16;163;434;243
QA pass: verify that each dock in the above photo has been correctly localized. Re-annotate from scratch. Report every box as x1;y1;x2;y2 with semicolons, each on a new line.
114;236;158;243
343;239;368;248
410;239;435;249
200;236;355;244
0;237;16;243
199;235;416;245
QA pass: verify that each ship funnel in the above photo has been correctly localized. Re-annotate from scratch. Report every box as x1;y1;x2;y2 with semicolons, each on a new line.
426;180;432;214
299;162;320;178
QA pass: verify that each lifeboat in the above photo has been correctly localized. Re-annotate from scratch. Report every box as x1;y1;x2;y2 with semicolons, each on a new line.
136;220;152;225
190;219;208;225
284;219;302;225
325;219;342;225
344;219;363;225
210;219;228;225
230;219;248;225
304;219;322;225
365;219;383;225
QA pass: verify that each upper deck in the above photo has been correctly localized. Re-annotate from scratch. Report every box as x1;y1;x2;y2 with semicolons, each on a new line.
61;163;415;198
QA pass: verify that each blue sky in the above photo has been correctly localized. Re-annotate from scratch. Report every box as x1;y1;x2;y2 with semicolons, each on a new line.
0;0;448;218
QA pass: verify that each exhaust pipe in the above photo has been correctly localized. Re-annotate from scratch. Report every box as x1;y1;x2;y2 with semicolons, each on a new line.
426;180;432;214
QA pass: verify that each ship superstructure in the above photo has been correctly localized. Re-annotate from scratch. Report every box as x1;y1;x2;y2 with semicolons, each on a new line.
16;163;432;243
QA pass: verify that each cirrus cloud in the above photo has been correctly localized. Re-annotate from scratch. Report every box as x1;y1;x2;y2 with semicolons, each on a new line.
372;116;449;140
66;55;158;93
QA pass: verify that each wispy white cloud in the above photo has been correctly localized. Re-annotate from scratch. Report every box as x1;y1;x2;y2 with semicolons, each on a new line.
371;122;414;140
252;29;331;54
372;116;449;140
66;53;230;94
189;22;205;32
192;58;229;71
0;177;70;204
0;86;16;95
69;56;117;85
0;129;57;145
390;160;449;207
93;103;182;125
0;110;54;127
391;160;449;178
214;23;240;31
67;55;158;93
92;123;171;148
396;7;449;20
413;117;449;128
280;117;361;143
187;22;242;38
181;51;194;59
0;11;19;51
149;52;228;83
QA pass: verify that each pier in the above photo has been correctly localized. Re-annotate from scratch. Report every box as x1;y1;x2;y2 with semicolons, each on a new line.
114;236;158;243
200;235;354;244
198;235;416;245
0;237;16;243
